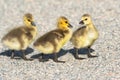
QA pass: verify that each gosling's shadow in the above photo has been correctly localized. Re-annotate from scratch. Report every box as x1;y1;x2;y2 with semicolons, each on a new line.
68;48;95;58
31;49;68;60
0;47;34;59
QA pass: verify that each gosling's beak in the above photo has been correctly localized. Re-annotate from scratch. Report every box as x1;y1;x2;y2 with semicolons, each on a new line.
31;21;36;26
79;20;84;25
68;23;73;28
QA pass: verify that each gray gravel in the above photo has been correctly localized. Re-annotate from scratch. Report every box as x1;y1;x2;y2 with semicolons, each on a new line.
0;0;120;80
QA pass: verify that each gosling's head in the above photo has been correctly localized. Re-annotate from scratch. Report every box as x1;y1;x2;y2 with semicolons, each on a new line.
57;16;73;30
79;14;92;25
23;13;36;27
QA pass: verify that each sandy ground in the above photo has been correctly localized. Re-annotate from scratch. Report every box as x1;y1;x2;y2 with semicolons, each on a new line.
0;0;120;80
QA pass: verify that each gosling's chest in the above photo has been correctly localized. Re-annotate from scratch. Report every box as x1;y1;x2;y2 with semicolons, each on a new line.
87;30;98;40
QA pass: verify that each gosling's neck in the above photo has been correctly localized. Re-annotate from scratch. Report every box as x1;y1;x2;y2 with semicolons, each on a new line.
86;22;96;30
60;28;71;32
58;26;70;31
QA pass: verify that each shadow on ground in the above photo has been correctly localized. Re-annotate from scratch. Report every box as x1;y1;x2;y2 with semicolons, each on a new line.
31;49;68;60
68;48;95;58
31;48;95;61
0;47;34;59
0;47;95;60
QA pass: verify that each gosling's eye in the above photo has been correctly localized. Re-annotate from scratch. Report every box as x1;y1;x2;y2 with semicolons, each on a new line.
60;22;62;24
28;19;31;22
85;18;87;21
65;21;68;23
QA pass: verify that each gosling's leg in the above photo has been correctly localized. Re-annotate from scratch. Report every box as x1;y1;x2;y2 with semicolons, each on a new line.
87;47;98;58
53;53;65;63
74;47;85;60
39;53;49;62
11;50;15;59
39;53;43;61
21;50;33;61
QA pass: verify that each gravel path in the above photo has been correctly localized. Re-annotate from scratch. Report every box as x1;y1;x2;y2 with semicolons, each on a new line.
0;0;120;80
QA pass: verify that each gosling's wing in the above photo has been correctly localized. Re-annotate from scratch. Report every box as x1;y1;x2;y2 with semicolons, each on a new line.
2;26;33;40
70;26;86;42
34;29;65;46
2;27;25;41
22;27;34;40
73;26;86;37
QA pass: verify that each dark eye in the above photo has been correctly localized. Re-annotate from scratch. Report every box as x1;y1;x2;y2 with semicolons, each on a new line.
85;18;87;21
65;21;68;23
60;22;62;24
28;19;31;22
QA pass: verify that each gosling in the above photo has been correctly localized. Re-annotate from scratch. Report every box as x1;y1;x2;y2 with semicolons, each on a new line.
33;16;73;63
71;14;99;59
2;13;37;61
